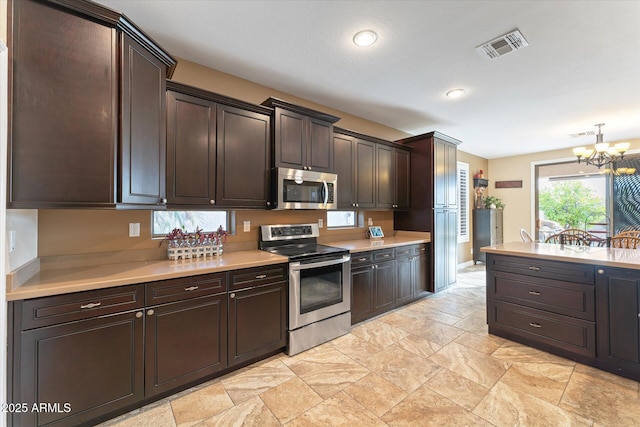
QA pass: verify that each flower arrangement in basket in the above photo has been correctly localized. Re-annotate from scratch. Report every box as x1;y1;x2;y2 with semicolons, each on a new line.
161;226;228;261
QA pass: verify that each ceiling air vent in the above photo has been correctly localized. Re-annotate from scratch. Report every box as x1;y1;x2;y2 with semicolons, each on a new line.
569;130;596;138
476;29;529;59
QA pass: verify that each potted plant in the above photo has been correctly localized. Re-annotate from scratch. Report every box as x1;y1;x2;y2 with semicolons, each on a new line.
484;195;505;209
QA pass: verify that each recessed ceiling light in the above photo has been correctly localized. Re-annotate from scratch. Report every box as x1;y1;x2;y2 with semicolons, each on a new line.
353;30;378;47
446;88;466;98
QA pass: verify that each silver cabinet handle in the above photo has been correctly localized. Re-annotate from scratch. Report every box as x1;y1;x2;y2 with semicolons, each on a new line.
184;286;199;291
255;274;267;279
597;269;605;275
136;312;143;318
529;322;542;328
209;200;215;205
528;291;541;296
528;266;541;271
266;201;271;206
160;198;167;204
147;309;154;316
230;293;236;299
358;258;367;262
371;266;375;269
380;254;390;258
80;302;101;309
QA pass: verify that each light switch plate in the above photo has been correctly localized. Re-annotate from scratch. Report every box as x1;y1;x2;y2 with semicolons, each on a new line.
129;223;140;237
318;219;323;228
243;221;251;232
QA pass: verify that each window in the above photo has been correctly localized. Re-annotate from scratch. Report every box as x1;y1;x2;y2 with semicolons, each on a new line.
152;211;229;237
327;211;356;228
457;162;470;243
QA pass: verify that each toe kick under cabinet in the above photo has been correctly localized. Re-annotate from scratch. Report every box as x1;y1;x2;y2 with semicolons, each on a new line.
8;264;287;427
486;252;640;382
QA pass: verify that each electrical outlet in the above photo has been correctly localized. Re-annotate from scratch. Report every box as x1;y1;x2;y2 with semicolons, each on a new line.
318;219;323;228
243;221;251;232
9;230;16;253
368;218;373;226
129;223;140;237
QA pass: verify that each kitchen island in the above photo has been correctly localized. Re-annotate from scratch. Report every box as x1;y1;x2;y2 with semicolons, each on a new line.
481;241;640;381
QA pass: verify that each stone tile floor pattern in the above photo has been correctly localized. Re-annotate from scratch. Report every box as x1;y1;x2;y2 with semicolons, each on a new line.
101;264;640;426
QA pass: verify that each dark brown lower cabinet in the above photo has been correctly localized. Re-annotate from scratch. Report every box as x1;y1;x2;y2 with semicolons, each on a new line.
10;265;288;427
145;294;227;397
374;261;395;314
228;281;287;367
16;310;144;427
596;266;640;380
395;244;430;307
351;262;375;325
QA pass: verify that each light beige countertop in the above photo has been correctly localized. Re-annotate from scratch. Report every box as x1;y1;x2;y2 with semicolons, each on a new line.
6;251;288;301
7;232;431;301
481;241;640;270
329;232;431;253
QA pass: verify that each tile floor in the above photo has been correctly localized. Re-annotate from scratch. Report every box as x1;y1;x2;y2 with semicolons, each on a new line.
101;265;640;427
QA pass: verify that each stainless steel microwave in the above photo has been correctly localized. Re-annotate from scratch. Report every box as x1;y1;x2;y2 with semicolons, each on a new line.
273;167;337;210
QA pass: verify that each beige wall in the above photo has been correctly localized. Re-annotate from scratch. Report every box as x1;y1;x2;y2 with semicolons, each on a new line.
457;150;489;264
488;139;640;244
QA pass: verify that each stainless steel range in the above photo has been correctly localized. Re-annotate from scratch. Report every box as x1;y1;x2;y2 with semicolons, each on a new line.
260;224;351;355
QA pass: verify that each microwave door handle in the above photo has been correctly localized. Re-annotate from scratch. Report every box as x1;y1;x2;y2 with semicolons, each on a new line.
322;180;329;206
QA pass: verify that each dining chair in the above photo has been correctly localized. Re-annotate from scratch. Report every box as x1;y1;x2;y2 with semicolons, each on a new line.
613;230;640;238
544;228;592;246
519;228;534;242
609;236;640;249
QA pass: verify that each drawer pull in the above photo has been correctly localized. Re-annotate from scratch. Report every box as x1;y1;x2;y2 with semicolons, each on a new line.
528;266;541;271
136;312;143;318
255;274;267;279
358;258;368;262
528;291;541;296
380;254;390;258
230;293;236;299
80;302;101;309
147;309;155;316
529;322;542;328
184;286;199;291
420;248;426;251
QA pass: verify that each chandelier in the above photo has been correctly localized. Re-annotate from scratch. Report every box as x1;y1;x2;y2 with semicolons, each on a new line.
572;123;630;168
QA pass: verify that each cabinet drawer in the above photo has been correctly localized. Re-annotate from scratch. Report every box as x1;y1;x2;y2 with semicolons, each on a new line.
20;285;144;330
146;272;227;306
351;252;373;267
487;254;594;285
488;271;595;320
488;300;596;358
374;249;395;262
395;244;428;258
229;264;287;290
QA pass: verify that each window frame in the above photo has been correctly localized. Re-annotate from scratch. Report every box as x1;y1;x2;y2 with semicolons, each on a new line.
151;210;231;238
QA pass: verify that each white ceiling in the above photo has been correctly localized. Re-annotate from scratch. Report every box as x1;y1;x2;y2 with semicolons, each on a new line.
97;0;640;159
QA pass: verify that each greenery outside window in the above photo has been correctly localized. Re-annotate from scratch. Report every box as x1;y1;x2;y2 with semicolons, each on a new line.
327;211;356;228
152;211;229;237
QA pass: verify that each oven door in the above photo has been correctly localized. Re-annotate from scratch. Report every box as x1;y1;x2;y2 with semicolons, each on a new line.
289;254;351;330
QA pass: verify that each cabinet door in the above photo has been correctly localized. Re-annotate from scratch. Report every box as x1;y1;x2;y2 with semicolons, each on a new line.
434;140;447;209
446;141;458;207
17;311;144;426
395;148;411;209
351;266;375;324
596;267;640;375
434;209;447;292
308;118;334;172
216;104;271;207
374;261;395;313
166;91;217;205
333;133;355;208
119;33;167;206
145;294;227;397
10;0;117;207
228;282;287;366
274;108;306;170
355;139;376;209
445;209;458;288
414;253;430;298
375;144;395;209
395;256;414;306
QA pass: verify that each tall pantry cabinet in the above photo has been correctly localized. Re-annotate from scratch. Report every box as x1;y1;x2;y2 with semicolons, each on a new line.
394;132;462;292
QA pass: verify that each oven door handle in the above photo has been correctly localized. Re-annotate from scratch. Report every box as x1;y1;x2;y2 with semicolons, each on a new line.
290;254;350;270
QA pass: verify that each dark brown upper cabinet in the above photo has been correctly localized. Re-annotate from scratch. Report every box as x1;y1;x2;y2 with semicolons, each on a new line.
262;98;340;173
8;0;176;209
166;81;272;209
334;127;410;210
